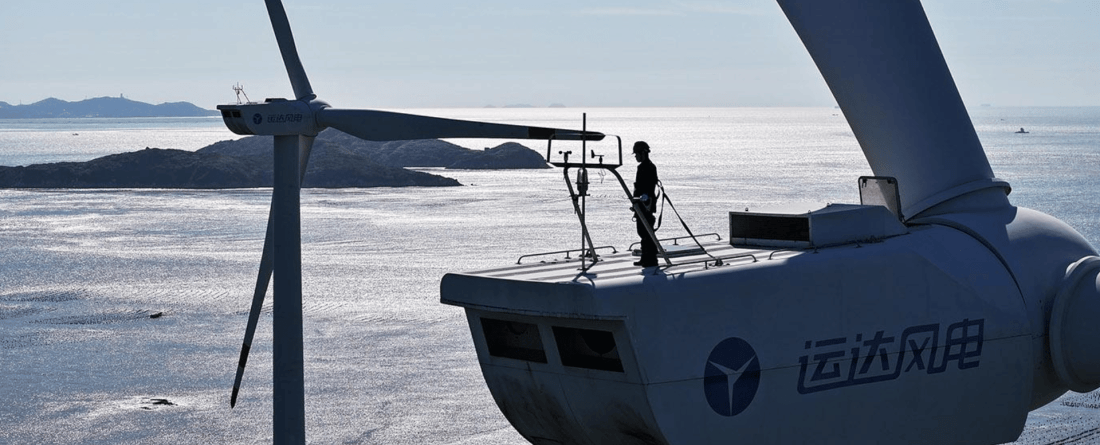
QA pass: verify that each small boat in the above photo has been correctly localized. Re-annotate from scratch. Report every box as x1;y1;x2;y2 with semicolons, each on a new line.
1015;127;1029;134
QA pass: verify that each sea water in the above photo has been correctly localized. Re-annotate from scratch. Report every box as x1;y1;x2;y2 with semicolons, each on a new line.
1;107;1099;444
0;117;235;167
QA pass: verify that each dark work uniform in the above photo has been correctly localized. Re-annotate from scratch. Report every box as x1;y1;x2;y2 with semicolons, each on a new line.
633;158;659;266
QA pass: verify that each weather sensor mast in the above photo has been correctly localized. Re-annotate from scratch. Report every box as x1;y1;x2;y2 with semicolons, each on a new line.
232;83;253;105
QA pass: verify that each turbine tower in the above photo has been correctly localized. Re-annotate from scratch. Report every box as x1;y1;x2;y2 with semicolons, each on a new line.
216;1;602;443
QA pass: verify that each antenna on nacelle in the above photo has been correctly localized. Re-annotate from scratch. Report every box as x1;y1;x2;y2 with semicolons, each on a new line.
233;83;252;105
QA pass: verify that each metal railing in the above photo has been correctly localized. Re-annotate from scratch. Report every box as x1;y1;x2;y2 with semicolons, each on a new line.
628;233;722;252
516;246;619;265
652;253;758;273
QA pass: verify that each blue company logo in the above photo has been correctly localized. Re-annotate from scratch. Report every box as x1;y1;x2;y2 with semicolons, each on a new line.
704;337;761;417
253;113;263;125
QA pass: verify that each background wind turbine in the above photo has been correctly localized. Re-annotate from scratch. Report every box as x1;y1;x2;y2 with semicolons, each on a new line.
216;1;603;443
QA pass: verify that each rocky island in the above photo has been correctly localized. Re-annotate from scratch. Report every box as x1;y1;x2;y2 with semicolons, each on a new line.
0;128;550;188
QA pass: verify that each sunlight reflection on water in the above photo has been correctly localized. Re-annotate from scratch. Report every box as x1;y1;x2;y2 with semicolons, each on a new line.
1;107;1098;443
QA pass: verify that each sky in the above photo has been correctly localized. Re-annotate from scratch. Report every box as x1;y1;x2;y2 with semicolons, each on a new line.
0;0;1095;110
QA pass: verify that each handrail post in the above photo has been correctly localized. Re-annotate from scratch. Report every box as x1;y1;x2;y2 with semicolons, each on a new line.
561;166;600;271
580;113;588;270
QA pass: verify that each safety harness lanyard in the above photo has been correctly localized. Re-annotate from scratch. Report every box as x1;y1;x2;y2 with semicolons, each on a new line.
655;181;718;261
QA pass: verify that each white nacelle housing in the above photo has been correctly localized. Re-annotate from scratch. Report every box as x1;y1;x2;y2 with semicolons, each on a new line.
217;98;319;136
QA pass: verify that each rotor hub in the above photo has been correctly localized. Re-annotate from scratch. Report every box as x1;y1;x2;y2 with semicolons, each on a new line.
1049;255;1100;393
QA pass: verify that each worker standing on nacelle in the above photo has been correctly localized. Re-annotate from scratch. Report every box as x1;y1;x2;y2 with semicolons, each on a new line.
632;141;659;267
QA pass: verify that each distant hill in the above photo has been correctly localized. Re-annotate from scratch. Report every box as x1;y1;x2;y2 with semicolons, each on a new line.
304;128;550;169
0;128;549;189
0;96;218;119
0;148;265;188
0;145;459;188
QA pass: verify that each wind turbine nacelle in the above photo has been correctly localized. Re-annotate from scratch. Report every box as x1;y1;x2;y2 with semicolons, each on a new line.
441;201;1100;445
443;219;1031;444
217;98;320;136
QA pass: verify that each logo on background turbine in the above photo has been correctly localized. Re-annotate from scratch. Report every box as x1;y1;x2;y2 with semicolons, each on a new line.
704;337;761;416
253;113;263;125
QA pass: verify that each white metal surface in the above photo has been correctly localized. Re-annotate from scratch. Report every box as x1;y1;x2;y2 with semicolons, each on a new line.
441;222;1045;444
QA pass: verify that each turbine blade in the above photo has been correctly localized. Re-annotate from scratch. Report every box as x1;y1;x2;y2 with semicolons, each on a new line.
230;135;314;408
265;0;315;100
315;108;604;142
298;135;316;182
777;0;1007;219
